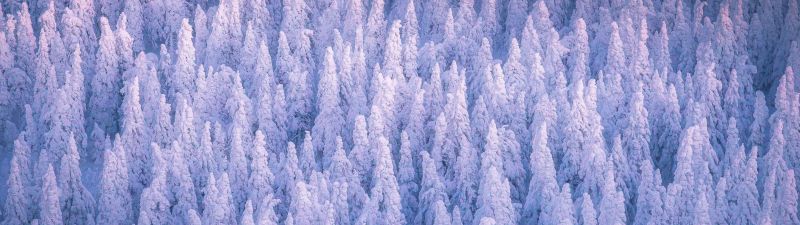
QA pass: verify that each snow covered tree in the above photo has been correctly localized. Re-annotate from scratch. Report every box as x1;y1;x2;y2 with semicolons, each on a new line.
137;168;170;225
228;126;249;212
398;132;418;222
577;193;598;225
90;17;121;134
96;140;133;225
172;18;196;99
365;137;406;225
3;156;33;225
417;151;449;225
166;141;199;225
474;166;516;225
313;47;345;167
522;123;559;224
59;135;95;225
205;0;242;68
121;75;151;198
749;91;769;149
249;130;275;212
39;165;63;225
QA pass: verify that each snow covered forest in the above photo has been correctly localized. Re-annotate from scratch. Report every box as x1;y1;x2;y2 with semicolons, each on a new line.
1;0;800;223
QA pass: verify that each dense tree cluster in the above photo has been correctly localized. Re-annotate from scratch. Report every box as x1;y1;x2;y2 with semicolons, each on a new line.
0;0;799;224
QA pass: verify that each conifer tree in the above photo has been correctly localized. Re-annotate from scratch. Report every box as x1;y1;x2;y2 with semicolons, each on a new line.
173;18;196;99
313;47;345;167
250;130;275;212
97;140;133;225
167;141;199;225
474;166;516;225
398;132;418;222
59;135;96;225
3;157;33;225
121;75;150;197
40;165;63;225
137;168;170;225
90;17;121;134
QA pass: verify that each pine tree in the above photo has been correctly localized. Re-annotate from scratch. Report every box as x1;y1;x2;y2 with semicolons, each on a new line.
250;130;275;213
241;200;256;225
14;3;36;76
727;147;760;225
121;75;151;198
217;173;237;225
116;13;134;77
203;174;224;225
3;157;33;225
775;169;800;224
137;168;170;225
568;18;590;84
365;137;406;225
59;134;96;225
474;166;516;225
749;91;769;149
228;126;249;213
123;0;144;52
623;83;651;180
417;151;449;225
633;160;665;225
173;18;196;99
364;0;386;68
96;139;133;225
256;195;280;225
167;141;199;225
90;17;121;134
279;142;303;214
313;47;345;167
40;165;63;225
193;6;208;65
205;0;243;68
522;123;559;224
597;169;626;225
398;132;418;222
577;193;598;225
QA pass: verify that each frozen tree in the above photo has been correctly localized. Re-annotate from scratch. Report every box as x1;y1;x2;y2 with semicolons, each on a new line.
228;126;249;212
417;151;449;225
633;160;665;225
749;91;769;149
90;17;121;134
14;3;36;76
623;83;651;179
172;18;196;99
206;0;243;68
313;47;345;167
474;166;516;225
193;6;208;64
96;141;132;225
365;137;406;225
775;170;800;224
398;132;418;222
121;75;150;198
241;200;256;225
364;0;386;68
249;131;275;211
3;157;33;225
522;123;559;224
137;168;170;225
123;0;144;52
577;193;598;225
167;141;199;225
40;166;63;225
59;135;95;225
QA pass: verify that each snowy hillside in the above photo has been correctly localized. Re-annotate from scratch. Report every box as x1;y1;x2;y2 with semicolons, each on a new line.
0;0;799;224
